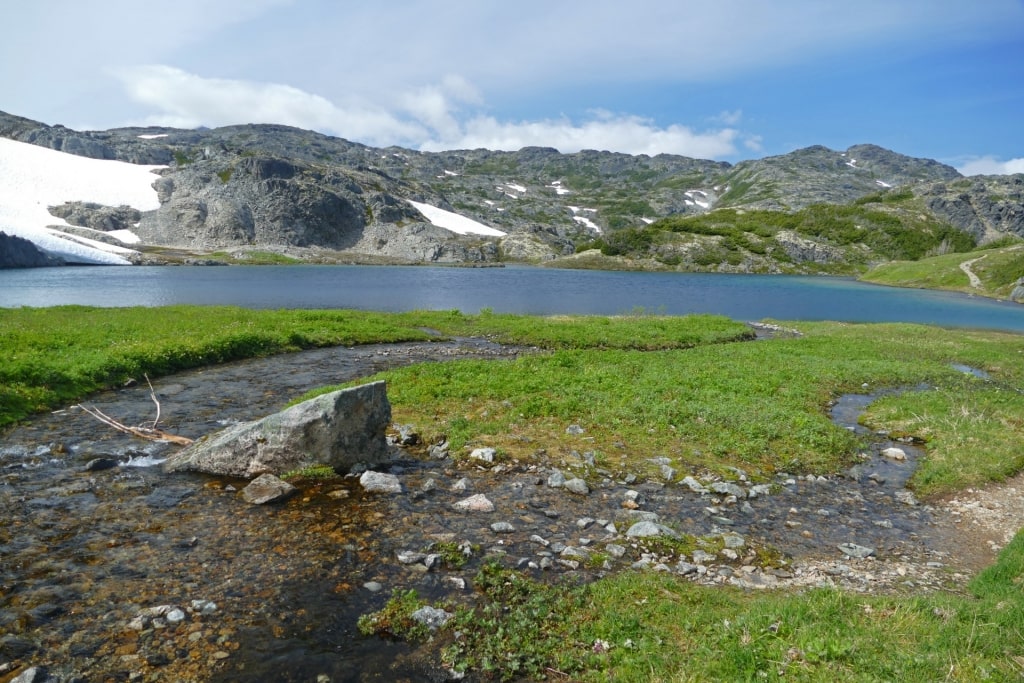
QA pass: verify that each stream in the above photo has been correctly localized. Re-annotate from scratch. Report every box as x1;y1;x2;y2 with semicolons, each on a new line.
0;339;977;682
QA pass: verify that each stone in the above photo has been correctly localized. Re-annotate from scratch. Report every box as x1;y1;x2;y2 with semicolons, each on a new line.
722;533;746;549
360;471;402;493
490;522;515;533
838;543;876;559
83;457;119;472
625;521;679;538
470;447;496;463
363;581;383;593
680;476;708;493
547;469;567;488
881;447;907;461
164;381;392;477
242;474;297;504
710;482;746;498
453;493;494;512
563;478;590;495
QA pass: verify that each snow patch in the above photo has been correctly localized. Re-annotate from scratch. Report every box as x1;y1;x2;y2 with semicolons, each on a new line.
504;182;527;193
407;200;506;237
573;215;601;233
136;133;168;140
875;179;893;188
0;138;165;264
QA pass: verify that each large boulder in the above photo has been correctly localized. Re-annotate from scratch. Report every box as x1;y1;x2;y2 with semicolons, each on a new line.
163;381;392;477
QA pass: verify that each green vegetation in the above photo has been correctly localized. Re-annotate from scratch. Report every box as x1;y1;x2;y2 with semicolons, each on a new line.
217;167;234;183
208;250;304;265
4;305;1024;680
573;202;976;272
366;535;1024;681
280;464;337;481
0;306;435;428
862;244;1024;300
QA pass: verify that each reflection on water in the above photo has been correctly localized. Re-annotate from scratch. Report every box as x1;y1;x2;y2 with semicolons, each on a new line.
2;265;1024;332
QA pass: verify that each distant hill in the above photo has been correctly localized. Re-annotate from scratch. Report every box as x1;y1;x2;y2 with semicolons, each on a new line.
1;109;1022;274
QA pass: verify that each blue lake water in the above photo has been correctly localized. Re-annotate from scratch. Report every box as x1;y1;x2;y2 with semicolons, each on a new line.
2;264;1024;332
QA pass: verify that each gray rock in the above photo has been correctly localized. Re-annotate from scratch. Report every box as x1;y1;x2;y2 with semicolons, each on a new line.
710;481;746;498
490;522;515;533
563;478;590;495
410;606;453;630
722;533;745;549
692;549;717;564
164;382;391;477
363;581;383;593
547;469;567;488
0;231;64;268
660;464;676;481
470;447;496;463
625;521;679;538
838;543;875;559
397;551;427;564
242;474;297;504
453;493;494;512
360;471;402;493
680;476;708;493
881;447;907;461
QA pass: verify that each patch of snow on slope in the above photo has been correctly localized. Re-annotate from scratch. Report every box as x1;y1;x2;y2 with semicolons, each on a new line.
137;134;168;139
505;182;527;193
569;206;601;234
846;158;858;168
407;200;506;237
548;181;571;196
875;179;893;188
0;138;165;264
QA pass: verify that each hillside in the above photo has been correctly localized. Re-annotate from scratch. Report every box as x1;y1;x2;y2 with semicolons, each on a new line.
2;109;1023;279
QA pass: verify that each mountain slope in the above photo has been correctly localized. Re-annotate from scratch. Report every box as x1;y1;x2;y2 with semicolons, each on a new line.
2;110;1022;274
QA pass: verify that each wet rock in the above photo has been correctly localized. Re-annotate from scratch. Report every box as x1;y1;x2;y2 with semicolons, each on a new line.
0;635;38;658
242;474;297;504
164;381;392;477
10;667;51;683
394;424;420;445
83;457;119;471
360;471;402;493
881;447;907;461
547;469;567;488
453;493;494;512
143;486;196;509
428;439;450;459
490;522;515;533
363;581;383;593
397;551;427;565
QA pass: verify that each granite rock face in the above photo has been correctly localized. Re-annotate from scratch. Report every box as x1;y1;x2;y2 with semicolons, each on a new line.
163;381;392;478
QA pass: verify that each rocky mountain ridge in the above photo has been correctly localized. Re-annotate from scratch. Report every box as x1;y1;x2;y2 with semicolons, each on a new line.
1;110;1022;270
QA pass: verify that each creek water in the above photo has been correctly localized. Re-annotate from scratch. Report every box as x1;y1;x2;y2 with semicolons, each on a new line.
0;336;977;682
3;264;1024;332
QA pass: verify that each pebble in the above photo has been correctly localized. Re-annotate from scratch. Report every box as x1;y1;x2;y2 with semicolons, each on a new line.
453;493;495;512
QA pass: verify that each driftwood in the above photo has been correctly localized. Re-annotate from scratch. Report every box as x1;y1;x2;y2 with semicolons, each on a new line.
74;375;194;446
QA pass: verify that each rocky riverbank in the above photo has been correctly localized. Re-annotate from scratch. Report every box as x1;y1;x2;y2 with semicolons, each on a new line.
0;339;1017;682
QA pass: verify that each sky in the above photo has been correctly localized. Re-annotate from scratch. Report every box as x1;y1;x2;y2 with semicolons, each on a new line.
2;0;1024;175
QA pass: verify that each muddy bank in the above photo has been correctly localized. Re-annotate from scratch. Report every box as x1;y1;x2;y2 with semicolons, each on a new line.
0;340;995;682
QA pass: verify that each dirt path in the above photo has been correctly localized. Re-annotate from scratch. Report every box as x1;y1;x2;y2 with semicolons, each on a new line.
959;254;986;289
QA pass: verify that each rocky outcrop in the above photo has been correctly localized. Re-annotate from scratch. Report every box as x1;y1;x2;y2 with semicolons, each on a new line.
0;231;64;268
163;381;392;478
919;176;1024;241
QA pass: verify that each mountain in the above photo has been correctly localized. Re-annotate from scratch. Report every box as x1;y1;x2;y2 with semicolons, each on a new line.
1;110;1022;271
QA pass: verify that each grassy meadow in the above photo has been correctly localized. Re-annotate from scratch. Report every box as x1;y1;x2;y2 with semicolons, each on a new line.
3;305;1024;681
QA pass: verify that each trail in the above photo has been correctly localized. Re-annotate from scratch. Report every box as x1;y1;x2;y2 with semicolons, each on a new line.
959;254;986;288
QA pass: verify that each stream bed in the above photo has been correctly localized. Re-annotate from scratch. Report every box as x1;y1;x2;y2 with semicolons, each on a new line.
0;340;978;682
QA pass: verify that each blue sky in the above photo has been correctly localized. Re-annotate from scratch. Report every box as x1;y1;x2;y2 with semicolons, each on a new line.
3;0;1023;174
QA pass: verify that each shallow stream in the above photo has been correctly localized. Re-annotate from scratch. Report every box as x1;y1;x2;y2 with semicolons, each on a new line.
0;340;974;682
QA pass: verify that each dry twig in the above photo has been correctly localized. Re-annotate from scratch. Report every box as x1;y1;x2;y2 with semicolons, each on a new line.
74;376;193;446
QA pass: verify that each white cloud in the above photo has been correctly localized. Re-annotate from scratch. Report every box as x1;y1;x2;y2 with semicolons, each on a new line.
113;65;743;158
711;110;744;126
957;156;1024;176
114;65;427;146
420;113;739;158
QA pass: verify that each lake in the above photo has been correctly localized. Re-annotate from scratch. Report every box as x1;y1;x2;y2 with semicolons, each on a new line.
2;264;1024;332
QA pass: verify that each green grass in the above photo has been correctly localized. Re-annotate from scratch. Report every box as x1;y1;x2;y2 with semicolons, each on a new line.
861;244;1024;300
0;306;435;428
375;531;1024;681
313;320;1024;491
208;250;304;264
5;305;1024;681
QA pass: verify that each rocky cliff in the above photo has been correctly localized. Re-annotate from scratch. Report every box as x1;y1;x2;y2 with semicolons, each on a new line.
0;231;64;268
2;110;1022;270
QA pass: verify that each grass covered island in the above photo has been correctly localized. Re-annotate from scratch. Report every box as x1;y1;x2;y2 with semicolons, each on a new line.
2;305;1023;681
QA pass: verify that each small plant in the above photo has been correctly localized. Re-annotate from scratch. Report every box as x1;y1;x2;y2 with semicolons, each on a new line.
357;589;430;641
281;464;337;481
217;167;233;183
